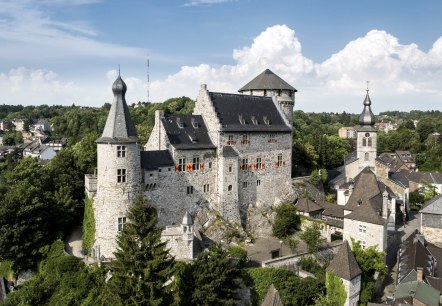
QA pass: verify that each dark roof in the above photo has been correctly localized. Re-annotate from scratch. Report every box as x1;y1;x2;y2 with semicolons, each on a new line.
345;168;382;211
420;194;442;215
389;171;409;188
426;276;442;292
161;115;216;150
319;201;344;219
344;150;358;165
238;69;297;92
261;284;284;306
209;92;291;132
394;281;441;306
326;240;361;281
97;76;139;143
397;230;435;284
407;171;442;184
140;150;175;170
295;198;323;213
378;153;405;172
221;146;238;157
345;195;386;225
358;90;376;127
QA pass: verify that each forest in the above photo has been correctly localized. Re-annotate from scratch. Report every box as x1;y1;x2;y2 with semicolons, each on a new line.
0;98;441;305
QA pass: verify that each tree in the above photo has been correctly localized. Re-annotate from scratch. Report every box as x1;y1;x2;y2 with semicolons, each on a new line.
315;271;346;306
272;203;299;238
300;223;324;253
106;194;174;306
191;244;240;305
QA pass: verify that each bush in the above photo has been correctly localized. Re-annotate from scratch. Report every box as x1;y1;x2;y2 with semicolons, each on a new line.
227;246;247;268
272;203;299;239
300;223;324;253
82;196;95;255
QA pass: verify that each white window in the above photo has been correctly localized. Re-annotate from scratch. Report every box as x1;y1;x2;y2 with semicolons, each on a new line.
242;134;249;144
193;156;200;170
269;134;277;143
277;154;283;167
187;186;193;195
178;158;186;172
118;217;126;231
256;157;262;169
203;184;210;193
117;169;126;183
241;158;249;171
228;135;235;145
117;145;126;157
242;181;248;188
358;224;367;234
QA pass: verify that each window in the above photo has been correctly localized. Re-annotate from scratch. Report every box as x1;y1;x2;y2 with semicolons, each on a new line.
229;165;233;173
145;183;157;191
256;157;262;169
193;156;200;170
228;185;232;191
242;134;249;145
241;158;248;171
359;240;366;249
367;137;372;146
187;186;193;195
117;169;126;183
358;224;367;234
257;179;261;186
208;162;212;169
118;217;126;231
117;145;126;157
364;152;369;161
362;138;367;146
177;118;184;128
268;134;277;143
203;184;210;192
227;135;235;145
242;181;248;188
277;154;283;167
178;158;186;172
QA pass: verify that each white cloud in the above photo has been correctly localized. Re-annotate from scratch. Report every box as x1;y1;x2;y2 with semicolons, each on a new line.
184;0;231;7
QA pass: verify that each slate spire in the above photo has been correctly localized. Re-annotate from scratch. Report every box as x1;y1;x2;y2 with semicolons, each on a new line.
98;75;138;142
359;90;375;126
326;240;362;280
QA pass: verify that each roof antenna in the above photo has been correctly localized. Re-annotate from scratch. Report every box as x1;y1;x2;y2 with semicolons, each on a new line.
366;80;370;92
118;64;121;77
147;55;150;103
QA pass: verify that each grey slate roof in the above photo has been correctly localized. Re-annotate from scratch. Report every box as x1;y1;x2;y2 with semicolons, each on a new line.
407;171;442;184
345;195;385;225
209;92;291;132
319;201;344;219
420;194;442;215
326;240;361;281
221;145;238;157
295;197;323;213
97;76;139;143
394;281;441;306
161;115;216;150
239;69;297;92
389;171;409;188
261;283;284;306
140;150;174;170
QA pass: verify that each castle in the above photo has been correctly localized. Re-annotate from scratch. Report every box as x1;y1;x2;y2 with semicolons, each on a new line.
85;69;296;260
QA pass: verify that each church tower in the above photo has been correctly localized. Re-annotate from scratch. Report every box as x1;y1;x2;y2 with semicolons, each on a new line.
356;90;377;171
238;69;297;126
93;75;141;261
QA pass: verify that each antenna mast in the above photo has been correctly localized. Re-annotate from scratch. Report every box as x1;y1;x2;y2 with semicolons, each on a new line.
147;56;150;103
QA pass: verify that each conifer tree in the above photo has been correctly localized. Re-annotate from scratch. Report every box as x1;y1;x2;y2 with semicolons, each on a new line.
191;244;240;305
106;194;174;305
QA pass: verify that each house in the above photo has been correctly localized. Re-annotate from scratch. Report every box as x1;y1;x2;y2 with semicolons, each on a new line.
320;200;344;242
32;119;51;133
377;151;416;172
338;126;357;139
87;69;296;260
406;171;442;194
295;197;323;219
326;240;362;306
420;195;442;247
393;281;441;306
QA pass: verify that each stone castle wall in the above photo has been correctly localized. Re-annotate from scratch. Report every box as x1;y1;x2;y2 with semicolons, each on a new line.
93;142;142;259
356;130;377;170
144;110;170;151
343;276;361;306
193;85;222;145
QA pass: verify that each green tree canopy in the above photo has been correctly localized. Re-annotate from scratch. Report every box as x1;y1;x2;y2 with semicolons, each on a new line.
272;203;299;239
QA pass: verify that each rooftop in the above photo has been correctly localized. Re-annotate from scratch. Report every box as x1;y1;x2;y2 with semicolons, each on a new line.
326;240;362;281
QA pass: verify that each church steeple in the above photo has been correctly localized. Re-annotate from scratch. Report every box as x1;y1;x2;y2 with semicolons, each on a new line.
359;90;375;127
97;75;138;142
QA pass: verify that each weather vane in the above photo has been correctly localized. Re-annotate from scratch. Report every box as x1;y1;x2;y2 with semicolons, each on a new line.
118;64;121;77
366;80;370;91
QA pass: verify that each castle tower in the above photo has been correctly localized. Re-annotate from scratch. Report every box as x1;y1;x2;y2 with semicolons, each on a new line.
238;69;297;126
93;75;141;260
356;90;377;171
326;240;362;306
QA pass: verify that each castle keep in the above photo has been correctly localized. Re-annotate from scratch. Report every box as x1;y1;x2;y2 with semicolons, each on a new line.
87;69;296;260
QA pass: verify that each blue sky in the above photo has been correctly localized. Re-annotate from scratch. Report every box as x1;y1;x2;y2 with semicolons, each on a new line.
1;0;442;113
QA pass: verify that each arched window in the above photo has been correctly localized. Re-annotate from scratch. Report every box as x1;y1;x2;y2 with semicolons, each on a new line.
367;137;372;146
365;152;369;161
362;138;367;146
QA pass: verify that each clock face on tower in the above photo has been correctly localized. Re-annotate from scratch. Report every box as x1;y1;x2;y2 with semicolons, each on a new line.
365;133;370;137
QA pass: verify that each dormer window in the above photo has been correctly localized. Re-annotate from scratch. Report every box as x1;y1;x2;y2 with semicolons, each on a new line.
189;135;198;143
239;114;246;125
263;116;270;125
176;118;184;128
191;118;199;128
251;116;258;125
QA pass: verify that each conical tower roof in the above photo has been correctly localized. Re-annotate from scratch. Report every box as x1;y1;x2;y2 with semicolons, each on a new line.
326;240;362;281
359;90;375;127
261;283;284;306
97;75;138;143
238;69;297;92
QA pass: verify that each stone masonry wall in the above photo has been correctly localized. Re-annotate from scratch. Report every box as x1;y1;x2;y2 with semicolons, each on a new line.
343;276;361;306
193;84;222;145
356;130;377;170
144;110;170;151
343;218;386;252
93;142;142;260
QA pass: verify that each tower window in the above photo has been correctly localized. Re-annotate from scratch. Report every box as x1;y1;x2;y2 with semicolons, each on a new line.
117;169;126;183
117;145;126;157
192;156;200;170
243;181;248;188
257;179;261;186
242;134;249;144
178;158;186;172
256;157;262;169
118;217;126;231
228;185;232;191
203;184;210;192
277;154;283;167
367;137;372;146
187;186;194;195
241;158;249;171
365;153;369;161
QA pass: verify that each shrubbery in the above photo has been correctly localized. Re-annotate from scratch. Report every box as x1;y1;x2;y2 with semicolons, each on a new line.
272;203;299;239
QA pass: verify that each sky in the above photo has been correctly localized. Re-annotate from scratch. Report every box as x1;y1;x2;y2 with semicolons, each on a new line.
1;0;442;113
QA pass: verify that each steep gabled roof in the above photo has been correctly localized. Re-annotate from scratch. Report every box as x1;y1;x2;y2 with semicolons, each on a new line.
420;194;442;215
261;283;284;306
296;198;323;213
345;197;385;225
161;115;216;150
345;167;381;212
326;240;361;281
238;69;296;92
209;92;291;132
97;76;138;143
140;150;175;170
319;201;344;219
394;281;441;306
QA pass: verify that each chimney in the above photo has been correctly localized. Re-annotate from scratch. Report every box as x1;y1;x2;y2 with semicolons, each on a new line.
416;267;423;282
382;189;389;220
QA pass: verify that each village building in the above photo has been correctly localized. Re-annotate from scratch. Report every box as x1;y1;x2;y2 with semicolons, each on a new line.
420;195;442;247
326;240;362;306
86;69;296;260
377;151;416;172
